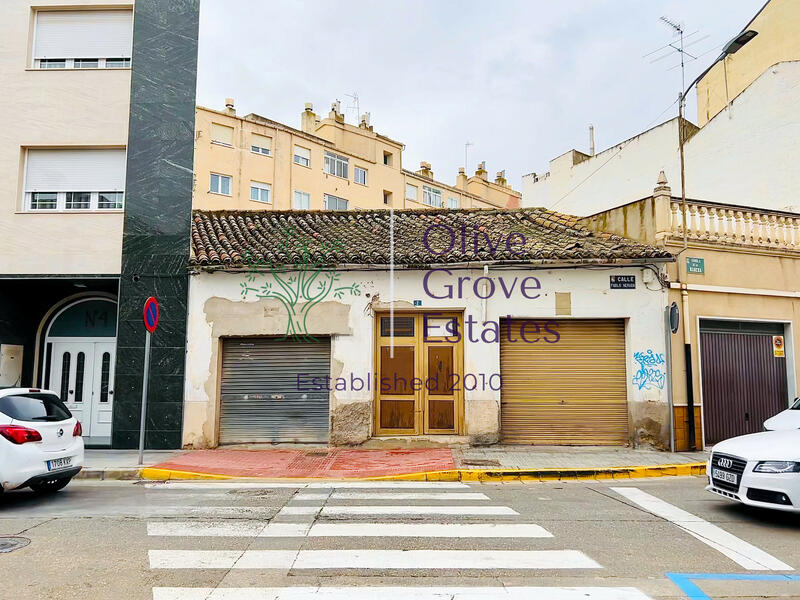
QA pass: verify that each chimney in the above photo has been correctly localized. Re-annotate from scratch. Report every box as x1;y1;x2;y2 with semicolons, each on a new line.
359;112;372;131
301;102;317;134
475;161;488;180
416;161;433;178
589;124;595;156
329;100;344;123
456;167;468;190
494;170;507;187
224;97;235;115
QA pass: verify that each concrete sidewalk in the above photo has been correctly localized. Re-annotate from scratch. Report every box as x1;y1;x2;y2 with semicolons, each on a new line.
77;446;709;481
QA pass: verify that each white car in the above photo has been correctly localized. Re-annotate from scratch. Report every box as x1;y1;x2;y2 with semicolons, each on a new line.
0;388;84;494
707;429;800;513
764;397;800;431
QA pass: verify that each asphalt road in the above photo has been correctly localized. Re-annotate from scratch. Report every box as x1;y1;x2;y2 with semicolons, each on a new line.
1;476;799;600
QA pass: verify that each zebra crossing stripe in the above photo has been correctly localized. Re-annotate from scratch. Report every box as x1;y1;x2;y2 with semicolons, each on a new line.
305;491;490;500
153;586;653;599
148;549;601;570
319;505;518;516
147;521;552;538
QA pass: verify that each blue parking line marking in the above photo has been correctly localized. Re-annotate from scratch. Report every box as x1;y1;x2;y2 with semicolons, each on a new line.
667;573;800;600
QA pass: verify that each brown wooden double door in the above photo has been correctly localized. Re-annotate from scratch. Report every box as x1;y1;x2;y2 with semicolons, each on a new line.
374;312;464;435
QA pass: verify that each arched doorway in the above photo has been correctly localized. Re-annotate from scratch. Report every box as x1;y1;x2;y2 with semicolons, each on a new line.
44;297;117;446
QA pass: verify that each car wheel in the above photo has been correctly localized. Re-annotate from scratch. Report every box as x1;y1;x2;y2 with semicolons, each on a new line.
29;477;72;494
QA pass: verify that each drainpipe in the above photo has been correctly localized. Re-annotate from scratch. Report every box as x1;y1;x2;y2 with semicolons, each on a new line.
664;304;675;453
682;288;696;450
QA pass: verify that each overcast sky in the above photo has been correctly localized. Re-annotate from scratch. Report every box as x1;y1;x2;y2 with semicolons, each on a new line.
196;0;763;191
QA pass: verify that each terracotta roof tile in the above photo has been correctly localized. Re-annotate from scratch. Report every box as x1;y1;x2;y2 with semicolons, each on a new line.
190;208;672;268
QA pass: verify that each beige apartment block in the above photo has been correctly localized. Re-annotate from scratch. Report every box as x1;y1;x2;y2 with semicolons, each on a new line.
696;0;799;126
0;1;132;275
193;100;521;212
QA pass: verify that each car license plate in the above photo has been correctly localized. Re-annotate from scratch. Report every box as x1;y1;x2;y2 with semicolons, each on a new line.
712;468;737;485
47;457;73;471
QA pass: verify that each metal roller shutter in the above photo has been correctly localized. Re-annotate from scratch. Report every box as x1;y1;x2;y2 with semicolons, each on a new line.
220;337;331;444
699;321;787;445
500;319;628;445
34;10;133;59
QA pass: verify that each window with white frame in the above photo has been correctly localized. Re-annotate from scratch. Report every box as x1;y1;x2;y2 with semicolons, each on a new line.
209;173;232;195
210;123;234;146
293;190;311;209
293;145;311;167
33;10;133;69
24;149;126;212
250;181;271;204
405;183;418;202
354;166;367;185
422;185;443;208
448;196;459;209
324;194;348;211
324;151;349;179
251;133;271;156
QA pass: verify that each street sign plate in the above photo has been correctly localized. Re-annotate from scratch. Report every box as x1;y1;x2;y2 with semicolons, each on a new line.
687;257;705;274
143;297;159;333
610;275;636;289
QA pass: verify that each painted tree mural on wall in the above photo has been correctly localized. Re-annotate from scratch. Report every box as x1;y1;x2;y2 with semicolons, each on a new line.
239;226;360;341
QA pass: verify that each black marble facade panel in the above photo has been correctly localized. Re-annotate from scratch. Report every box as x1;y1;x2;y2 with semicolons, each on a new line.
112;0;199;450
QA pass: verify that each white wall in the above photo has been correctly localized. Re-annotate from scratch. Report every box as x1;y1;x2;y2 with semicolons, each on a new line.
183;264;669;448
523;61;800;217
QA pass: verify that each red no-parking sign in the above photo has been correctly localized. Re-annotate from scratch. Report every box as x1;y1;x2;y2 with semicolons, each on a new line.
143;297;159;333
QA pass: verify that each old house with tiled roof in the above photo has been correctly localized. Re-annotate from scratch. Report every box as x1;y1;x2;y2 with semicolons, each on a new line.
182;206;675;449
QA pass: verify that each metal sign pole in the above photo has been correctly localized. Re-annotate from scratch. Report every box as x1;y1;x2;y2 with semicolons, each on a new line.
138;329;152;466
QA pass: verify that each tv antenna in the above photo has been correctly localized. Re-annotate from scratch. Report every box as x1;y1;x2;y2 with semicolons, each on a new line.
464;141;474;171
658;16;693;101
344;92;360;122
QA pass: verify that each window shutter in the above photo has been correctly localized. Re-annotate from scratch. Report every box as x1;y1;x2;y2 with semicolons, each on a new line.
252;133;271;149
211;123;234;146
25;149;127;191
34;10;133;59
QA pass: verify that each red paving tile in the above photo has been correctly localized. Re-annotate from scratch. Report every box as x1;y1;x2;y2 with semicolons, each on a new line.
150;448;456;479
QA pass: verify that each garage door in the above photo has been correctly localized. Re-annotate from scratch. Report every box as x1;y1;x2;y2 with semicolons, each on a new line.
500;319;628;445
700;320;788;445
219;337;330;444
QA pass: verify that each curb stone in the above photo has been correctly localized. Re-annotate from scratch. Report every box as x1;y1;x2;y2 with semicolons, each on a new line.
132;462;707;482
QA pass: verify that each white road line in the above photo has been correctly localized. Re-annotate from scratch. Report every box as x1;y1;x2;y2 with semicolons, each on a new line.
153;586;653;600
145;481;469;490
147;521;551;538
612;487;793;571
320;492;490;500
147;522;311;537
149;549;601;570
307;522;552;538
133;507;280;517
319;505;518;516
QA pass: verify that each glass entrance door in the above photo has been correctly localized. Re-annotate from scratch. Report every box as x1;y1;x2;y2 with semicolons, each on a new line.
374;312;463;435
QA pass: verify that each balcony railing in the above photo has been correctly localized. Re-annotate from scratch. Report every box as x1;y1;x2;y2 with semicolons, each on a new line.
668;201;800;250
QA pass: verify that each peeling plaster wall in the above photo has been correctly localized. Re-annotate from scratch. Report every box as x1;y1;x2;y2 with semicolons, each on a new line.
183;266;669;448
